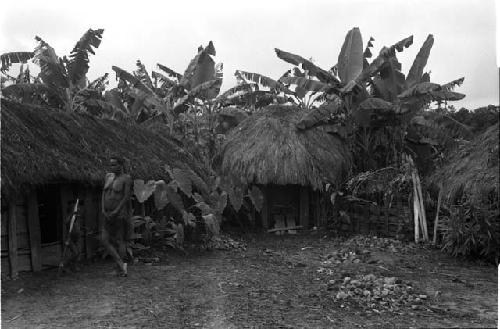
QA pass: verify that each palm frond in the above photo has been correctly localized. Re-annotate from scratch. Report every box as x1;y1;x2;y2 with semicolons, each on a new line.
67;28;104;87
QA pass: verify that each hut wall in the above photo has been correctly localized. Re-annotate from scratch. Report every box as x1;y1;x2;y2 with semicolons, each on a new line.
338;200;413;239
1;197;33;279
1;184;104;278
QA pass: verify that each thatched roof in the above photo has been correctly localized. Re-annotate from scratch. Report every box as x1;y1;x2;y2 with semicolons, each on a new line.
218;105;351;190
429;123;499;203
1;99;208;198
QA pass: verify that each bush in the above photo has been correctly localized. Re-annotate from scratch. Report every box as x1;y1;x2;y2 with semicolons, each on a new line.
439;201;499;263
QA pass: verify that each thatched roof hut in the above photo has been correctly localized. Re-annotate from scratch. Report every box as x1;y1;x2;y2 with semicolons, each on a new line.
219;105;350;190
1;99;207;198
218;105;350;230
430;123;499;203
1;99;208;277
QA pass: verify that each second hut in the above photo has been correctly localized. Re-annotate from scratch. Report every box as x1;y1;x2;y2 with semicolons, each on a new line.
218;105;351;231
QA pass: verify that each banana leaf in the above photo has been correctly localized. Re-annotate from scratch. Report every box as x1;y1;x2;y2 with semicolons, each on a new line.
134;59;154;89
236;70;293;95
112;65;153;94
275;48;340;85
67;28;104;87
1;52;34;71
296;97;344;130
406;34;434;89
157;63;182;80
338;27;364;84
342;35;413;93
34;36;68;88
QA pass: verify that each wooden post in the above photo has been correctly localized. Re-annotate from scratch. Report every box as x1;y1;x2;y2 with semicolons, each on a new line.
59;185;73;249
314;192;321;227
299;187;309;228
84;189;93;260
433;187;443;245
261;186;269;229
27;191;42;272
8;202;18;279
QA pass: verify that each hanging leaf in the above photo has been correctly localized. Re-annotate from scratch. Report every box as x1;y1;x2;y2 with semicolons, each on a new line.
351;97;395;127
279;77;331;93
112;65;153;94
338;27;364;84
153;180;169;210
217;191;228;214
192;193;204;203
165;183;184;213
203;214;220;236
157;63;182;80
248;186;264;212
182;210;196;227
152;71;177;89
1;52;34;71
34;36;68;88
172;168;192;197
104;89;128;113
228;184;244;211
398;82;465;102
235;70;293;95
195;202;213;216
372;56;406;102
134;59;154;89
133;179;156;203
274;48;340;85
441;77;464;91
67;28;104;87
406;34;434;89
296;96;344;130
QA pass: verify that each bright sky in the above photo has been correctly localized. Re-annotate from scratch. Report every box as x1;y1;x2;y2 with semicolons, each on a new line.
1;0;498;109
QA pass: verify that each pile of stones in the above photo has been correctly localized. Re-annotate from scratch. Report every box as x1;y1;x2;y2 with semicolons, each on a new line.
329;274;427;312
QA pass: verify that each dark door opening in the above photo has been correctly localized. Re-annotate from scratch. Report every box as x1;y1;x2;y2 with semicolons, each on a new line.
37;185;62;244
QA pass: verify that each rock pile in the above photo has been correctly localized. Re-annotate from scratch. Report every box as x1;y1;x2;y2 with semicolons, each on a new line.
329;274;427;312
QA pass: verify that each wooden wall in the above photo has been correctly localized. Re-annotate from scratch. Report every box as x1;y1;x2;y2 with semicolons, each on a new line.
1;184;103;279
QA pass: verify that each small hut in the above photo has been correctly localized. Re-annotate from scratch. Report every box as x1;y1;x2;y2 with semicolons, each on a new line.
1;99;206;278
430;123;499;204
218;105;350;230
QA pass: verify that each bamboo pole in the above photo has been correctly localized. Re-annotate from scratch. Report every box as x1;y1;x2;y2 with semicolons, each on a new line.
415;172;429;241
412;180;420;243
433;187;443;245
8;202;18;279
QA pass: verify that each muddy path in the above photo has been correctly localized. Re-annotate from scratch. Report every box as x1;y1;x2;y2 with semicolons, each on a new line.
1;232;498;328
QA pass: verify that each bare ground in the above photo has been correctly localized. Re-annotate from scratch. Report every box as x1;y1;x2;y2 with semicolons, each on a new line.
1;231;498;329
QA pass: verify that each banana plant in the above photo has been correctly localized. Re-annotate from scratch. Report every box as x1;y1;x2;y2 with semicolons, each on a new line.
1;29;116;115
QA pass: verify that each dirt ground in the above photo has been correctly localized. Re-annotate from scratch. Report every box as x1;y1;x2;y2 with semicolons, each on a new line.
1;231;498;329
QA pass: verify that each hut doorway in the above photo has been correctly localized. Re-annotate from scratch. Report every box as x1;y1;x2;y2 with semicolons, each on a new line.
38;185;63;244
37;185;63;267
267;185;300;233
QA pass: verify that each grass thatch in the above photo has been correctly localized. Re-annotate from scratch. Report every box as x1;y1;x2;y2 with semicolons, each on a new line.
1;99;209;199
218;105;351;190
430;123;499;203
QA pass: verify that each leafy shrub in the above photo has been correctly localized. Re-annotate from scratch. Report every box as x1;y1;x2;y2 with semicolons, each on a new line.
439;201;499;263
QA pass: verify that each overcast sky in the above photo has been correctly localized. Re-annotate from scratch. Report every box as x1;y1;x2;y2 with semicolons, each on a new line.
1;0;498;109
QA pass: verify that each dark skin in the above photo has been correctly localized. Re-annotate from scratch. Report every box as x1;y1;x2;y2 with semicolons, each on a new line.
101;158;132;275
